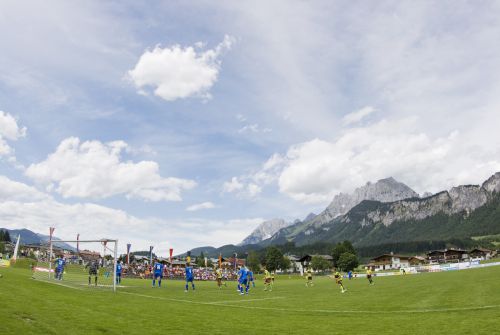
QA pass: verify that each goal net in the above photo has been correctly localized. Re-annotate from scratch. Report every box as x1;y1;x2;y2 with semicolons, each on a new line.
31;239;119;292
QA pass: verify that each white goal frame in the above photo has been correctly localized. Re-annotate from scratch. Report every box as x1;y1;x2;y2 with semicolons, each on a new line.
47;238;119;292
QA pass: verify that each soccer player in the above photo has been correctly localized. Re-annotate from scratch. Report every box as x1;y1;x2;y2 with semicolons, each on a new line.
263;268;273;292
305;267;313;287
54;256;66;280
366;269;374;285
248;269;255;288
185;263;195;292
215;267;224;289
152;260;164;288
237;266;249;295
333;271;346;293
116;261;123;285
348;270;353;280
86;259;99;286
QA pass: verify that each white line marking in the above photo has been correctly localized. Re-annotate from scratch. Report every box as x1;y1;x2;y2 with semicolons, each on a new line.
118;291;500;314
37;280;500;315
36;279;85;291
206;297;285;304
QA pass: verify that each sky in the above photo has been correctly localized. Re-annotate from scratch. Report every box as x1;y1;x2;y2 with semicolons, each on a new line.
1;1;500;255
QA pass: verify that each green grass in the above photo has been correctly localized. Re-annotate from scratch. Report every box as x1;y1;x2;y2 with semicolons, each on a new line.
1;264;500;334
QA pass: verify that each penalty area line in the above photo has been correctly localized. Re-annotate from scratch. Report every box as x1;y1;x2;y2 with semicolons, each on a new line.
118;291;285;306
34;279;86;291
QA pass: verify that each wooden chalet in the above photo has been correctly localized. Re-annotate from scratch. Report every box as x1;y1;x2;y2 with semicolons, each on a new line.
368;253;411;270
427;248;468;264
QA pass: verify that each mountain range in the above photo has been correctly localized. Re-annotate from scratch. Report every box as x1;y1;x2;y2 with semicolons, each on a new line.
200;172;500;257
0;228;76;251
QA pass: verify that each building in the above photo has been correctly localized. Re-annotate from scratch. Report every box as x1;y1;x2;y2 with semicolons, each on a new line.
427;248;469;264
409;256;427;266
368;253;411;270
469;248;496;260
296;254;334;274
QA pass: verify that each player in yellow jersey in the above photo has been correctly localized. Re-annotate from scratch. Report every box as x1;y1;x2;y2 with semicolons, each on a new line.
216;268;224;289
305;268;313;287
366;269;374;285
263;269;273;291
332;271;346;293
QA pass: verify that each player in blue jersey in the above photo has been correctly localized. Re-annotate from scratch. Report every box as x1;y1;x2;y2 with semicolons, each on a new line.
237;266;249;295
152;260;164;287
54;256;66;280
116;261;123;285
185;264;195;292
248;269;255;288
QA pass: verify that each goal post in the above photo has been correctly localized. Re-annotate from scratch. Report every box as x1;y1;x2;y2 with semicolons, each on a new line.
33;238;119;292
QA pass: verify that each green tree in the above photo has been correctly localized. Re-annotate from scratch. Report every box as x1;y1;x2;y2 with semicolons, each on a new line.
0;230;11;242
246;251;261;272
337;252;359;272
310;255;330;272
264;246;287;272
281;256;292;273
4;230;11;242
332;241;356;267
196;252;206;267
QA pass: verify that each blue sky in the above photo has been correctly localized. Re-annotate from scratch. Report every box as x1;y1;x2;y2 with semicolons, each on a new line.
1;1;500;254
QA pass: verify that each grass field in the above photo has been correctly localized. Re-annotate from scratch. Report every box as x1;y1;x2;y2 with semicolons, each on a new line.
1;263;500;334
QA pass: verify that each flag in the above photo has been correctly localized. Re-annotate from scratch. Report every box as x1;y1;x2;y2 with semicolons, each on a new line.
169;248;173;263
149;246;154;265
76;233;80;254
204;257;208;268
12;234;20;261
49;227;55;260
187;251;191;265
218;253;222;268
126;243;131;264
233;253;237;269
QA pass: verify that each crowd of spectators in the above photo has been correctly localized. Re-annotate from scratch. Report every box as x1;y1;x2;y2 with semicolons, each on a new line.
122;263;239;281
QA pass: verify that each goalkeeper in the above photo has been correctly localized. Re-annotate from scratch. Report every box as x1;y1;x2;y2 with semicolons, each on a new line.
86;259;100;286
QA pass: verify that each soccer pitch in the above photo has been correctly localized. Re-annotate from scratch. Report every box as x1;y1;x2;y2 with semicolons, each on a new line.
1;265;500;334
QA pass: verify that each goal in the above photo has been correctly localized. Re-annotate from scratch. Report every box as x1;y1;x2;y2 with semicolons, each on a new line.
31;238;119;292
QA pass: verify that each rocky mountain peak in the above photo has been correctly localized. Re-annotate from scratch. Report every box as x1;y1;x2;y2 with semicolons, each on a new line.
318;177;418;224
483;172;500;194
239;218;290;245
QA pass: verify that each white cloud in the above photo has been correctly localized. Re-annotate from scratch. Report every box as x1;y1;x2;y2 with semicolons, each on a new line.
128;35;235;101
25;137;196;201
0;175;263;254
0;175;49;201
342;106;375;126
222;177;244;193
0;111;26;141
186;201;216;211
227;115;500;205
247;183;262;197
238;123;272;134
0;111;26;156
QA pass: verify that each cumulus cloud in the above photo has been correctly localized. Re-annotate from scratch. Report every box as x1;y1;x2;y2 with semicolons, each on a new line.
0;176;262;254
186;201;216;211
0;111;26;156
222;177;244;193
227;116;500;204
25;137;196;201
0;175;49;201
128;35;235;101
342;106;375;126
